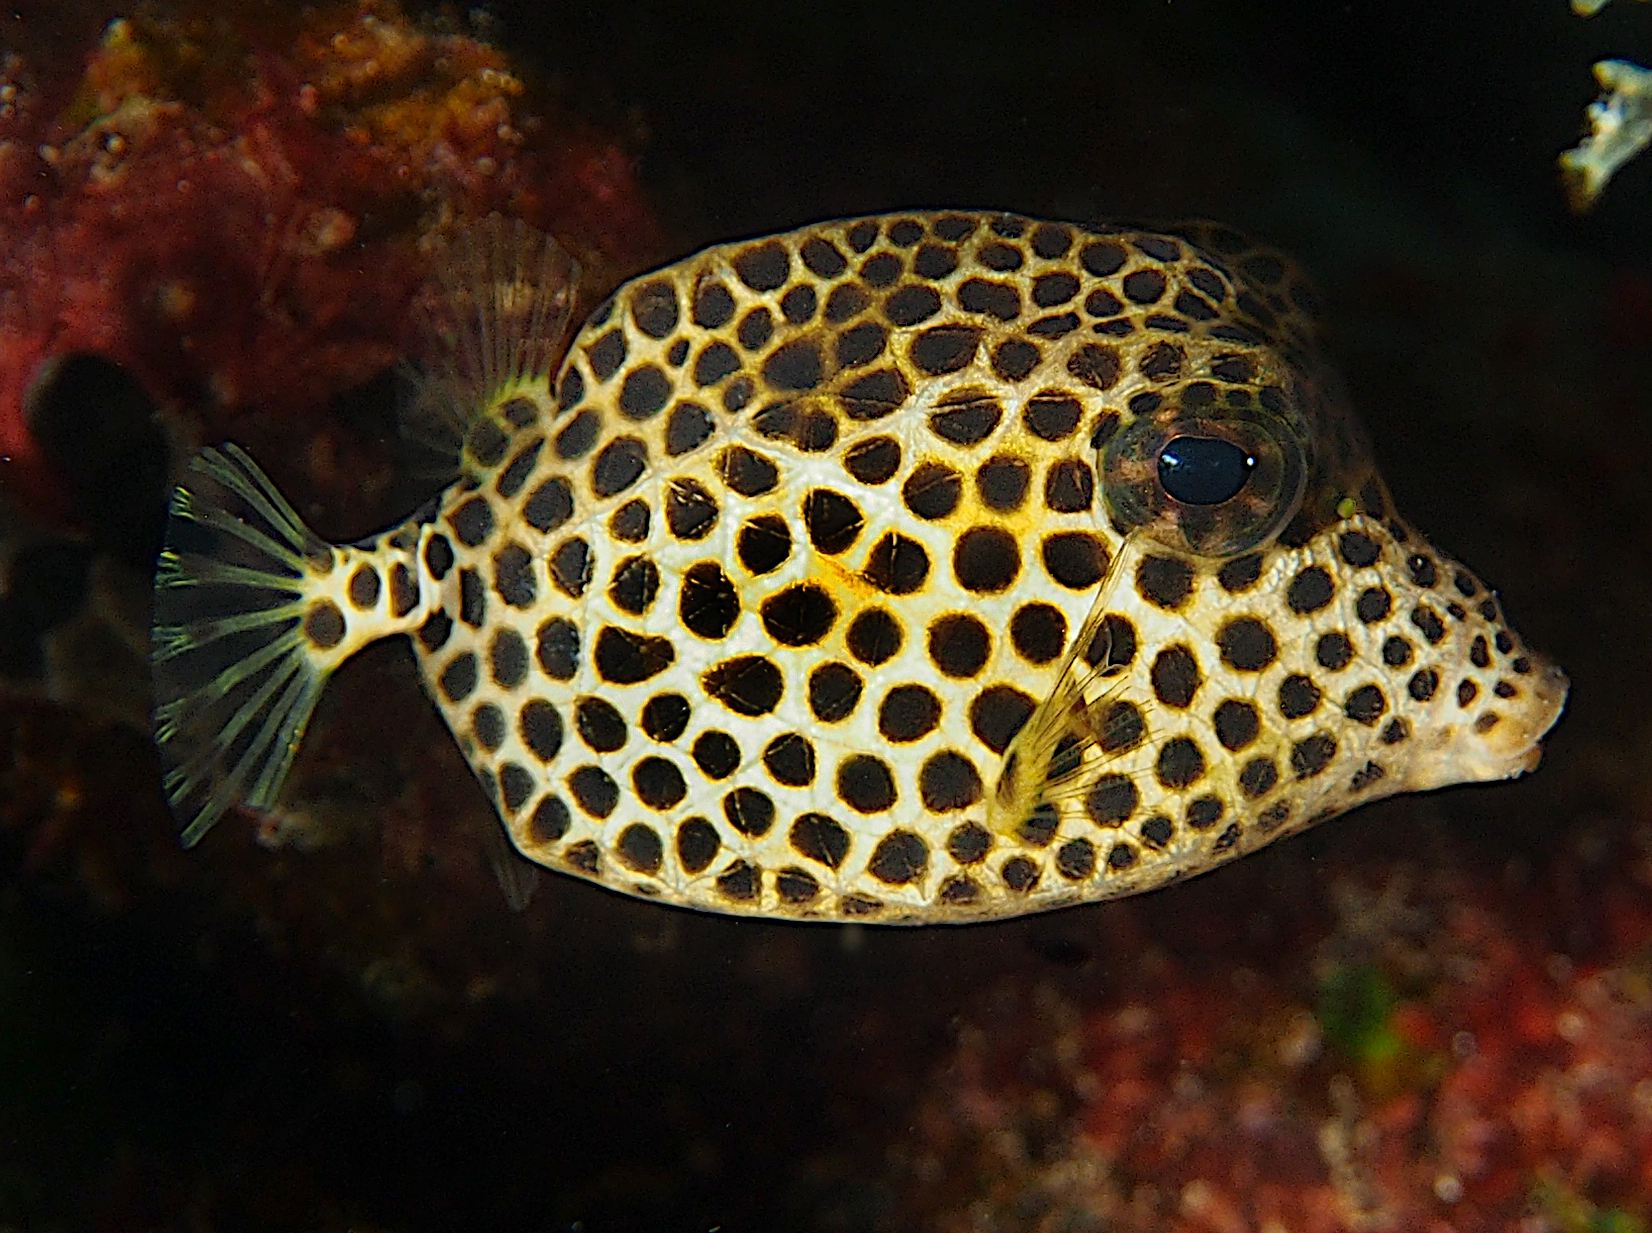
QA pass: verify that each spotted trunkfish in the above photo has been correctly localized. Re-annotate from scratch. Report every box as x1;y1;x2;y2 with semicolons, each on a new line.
151;212;1569;922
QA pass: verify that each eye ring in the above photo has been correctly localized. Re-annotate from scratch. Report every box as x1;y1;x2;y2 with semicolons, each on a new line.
1103;404;1306;558
1156;436;1256;506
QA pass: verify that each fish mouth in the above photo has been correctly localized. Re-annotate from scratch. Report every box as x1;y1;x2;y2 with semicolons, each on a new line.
1411;652;1569;789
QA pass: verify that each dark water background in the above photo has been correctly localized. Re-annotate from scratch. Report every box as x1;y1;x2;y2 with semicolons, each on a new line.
2;0;1650;1229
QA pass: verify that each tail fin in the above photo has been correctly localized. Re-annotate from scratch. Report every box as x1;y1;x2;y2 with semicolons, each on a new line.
151;445;342;846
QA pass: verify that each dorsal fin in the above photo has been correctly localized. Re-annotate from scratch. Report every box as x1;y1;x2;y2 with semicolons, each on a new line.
401;215;581;486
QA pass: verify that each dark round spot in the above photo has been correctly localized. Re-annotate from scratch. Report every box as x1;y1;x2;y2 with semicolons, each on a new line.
487;628;528;690
947;822;992;865
763;733;817;787
619;365;671;420
716;860;759;901
575;697;627;753
519;699;565;763
1338;531;1381;568
584;329;627;382
693;340;741;387
616;823;664;874
607;555;660;616
804;488;863;554
1121;268;1167;304
641;693;690;742
703;655;784;716
439;651;478;702
523;476;573;533
1080;240;1126;276
780;283;816;325
417;609;453;654
1010;603;1067;665
929;392;1001;445
992;338;1040;382
846;608;903;666
609;498;651;542
919;752;982;813
423;534;454;581
844;436;901;485
802;236;848;278
592;437;647;498
1408;669;1440;702
304;600;345;650
1085;774;1138;827
1107;843;1137;871
1286;566;1335;614
1151;645;1201;709
593;625;675;685
723;786;775;837
1213;699;1260;751
676;817;720;874
902;462;962;520
1042;532;1108;589
1053;838;1095;881
762;338;824;391
1096;700;1144;753
568;765;619;818
1345;684;1387;725
692;730;741;779
1357;587;1392;623
868;830;928;883
953;526;1020;594
838;368;909;420
911;326;983;376
737;514;791;575
1001;856;1040;893
976;454;1031;511
959;278;1021;320
529;795;570;843
808;663;862;722
825;282;871;323
775;867;820;905
473;703;506;751
970;686;1036;754
534;618;578;680
1185;796;1224;831
1137;555;1194;610
693;281;735;329
1411;605;1447;645
1218;554;1263;593
1382;636;1413;667
348;565;381;610
1156;737;1206;789
1217;617;1277;671
733;240;790;291
1043;459;1093;512
928;614;991;678
555;408;601;460
1066;344;1122;390
862;533;930;595
633;757;687;810
761;583;837;648
1316;632;1354;671
1290;733;1337;779
680;561;740;640
1239;757;1278;798
1278;673;1321;719
835;322;887;371
837;756;897;813
719;445;779;496
498;763;535;814
791;813;851;869
861;252;902;288
1023;393;1081;441
879;685;942;743
885;284;942;327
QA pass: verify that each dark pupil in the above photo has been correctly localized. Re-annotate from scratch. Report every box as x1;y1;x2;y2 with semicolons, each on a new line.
1157;436;1254;505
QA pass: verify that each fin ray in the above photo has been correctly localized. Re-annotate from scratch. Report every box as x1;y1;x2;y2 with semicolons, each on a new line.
152;446;340;847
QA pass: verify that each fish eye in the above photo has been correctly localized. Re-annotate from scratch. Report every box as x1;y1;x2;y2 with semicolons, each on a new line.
1157;436;1255;505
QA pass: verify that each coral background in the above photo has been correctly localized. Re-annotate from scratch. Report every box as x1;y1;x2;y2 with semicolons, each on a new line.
1;1;1650;1230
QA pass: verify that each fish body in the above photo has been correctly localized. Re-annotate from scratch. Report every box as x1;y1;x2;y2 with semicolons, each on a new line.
152;212;1568;922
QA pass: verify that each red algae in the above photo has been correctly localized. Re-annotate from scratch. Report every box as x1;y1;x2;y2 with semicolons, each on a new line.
0;1;662;520
892;842;1652;1233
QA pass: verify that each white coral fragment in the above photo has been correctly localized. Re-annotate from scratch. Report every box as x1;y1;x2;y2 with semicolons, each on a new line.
1559;58;1652;210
